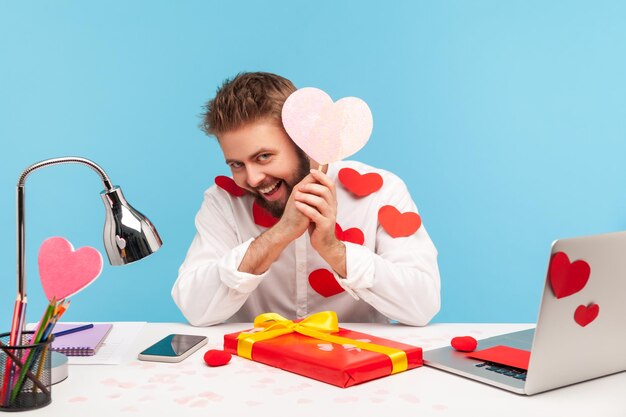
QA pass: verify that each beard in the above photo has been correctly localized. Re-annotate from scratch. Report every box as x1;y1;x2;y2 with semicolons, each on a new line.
254;146;310;218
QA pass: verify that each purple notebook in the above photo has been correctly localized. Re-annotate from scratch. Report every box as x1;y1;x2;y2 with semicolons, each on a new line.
51;323;113;356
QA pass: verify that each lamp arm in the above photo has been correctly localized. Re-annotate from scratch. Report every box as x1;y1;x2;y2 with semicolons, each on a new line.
16;157;115;299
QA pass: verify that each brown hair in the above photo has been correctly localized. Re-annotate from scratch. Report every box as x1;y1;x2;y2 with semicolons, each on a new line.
201;72;296;137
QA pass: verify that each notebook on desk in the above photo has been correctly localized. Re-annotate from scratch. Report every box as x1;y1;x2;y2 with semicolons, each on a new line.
51;323;113;356
424;230;626;395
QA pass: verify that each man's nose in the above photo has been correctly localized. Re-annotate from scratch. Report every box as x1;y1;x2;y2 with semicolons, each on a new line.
245;165;265;188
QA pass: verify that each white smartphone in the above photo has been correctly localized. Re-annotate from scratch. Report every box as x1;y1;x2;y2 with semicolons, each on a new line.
137;334;207;363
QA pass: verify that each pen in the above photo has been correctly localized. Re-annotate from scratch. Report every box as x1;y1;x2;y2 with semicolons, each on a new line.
52;324;94;338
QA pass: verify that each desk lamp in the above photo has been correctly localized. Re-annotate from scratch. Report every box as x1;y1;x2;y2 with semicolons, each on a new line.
14;156;162;382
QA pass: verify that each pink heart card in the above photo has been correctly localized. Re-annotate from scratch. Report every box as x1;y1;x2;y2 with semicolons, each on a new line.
282;87;373;164
38;237;104;301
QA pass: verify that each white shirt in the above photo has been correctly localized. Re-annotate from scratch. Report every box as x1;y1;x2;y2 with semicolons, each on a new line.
172;160;440;326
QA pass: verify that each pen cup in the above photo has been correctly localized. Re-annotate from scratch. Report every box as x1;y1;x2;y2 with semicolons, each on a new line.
0;331;53;412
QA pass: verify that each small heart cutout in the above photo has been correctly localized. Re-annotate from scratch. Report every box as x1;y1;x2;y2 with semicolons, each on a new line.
203;349;232;367
308;268;345;297
574;303;599;327
378;205;422;238
38;237;103;301
215;176;246;197
335;223;364;245
252;201;279;228
317;343;334;352
451;336;478;352
282;87;373;164
338;168;383;197
115;235;126;250
548;252;591;299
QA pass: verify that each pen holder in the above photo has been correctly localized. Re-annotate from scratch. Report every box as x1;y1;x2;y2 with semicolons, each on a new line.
0;331;53;412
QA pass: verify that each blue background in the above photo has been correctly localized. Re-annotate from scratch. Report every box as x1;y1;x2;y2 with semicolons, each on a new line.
1;1;624;325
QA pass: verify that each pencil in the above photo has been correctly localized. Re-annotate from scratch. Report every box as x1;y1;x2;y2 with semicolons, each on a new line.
52;323;94;338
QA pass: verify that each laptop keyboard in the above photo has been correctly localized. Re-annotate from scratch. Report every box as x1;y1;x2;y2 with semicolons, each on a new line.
475;362;527;381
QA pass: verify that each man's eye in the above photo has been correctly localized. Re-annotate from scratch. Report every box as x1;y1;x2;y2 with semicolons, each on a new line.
258;153;271;161
229;162;243;169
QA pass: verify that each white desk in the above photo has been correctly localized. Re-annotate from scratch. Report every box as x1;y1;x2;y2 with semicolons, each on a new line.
20;323;626;417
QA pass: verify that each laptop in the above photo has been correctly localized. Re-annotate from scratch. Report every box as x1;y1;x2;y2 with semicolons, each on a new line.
423;230;626;395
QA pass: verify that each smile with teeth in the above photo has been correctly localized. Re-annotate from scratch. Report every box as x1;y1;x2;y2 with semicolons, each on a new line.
258;180;281;195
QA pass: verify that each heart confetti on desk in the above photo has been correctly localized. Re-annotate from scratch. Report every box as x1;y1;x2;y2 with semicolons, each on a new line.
38;236;103;301
548;252;590;299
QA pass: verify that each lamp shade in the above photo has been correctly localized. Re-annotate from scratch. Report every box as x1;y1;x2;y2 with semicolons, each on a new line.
101;186;162;265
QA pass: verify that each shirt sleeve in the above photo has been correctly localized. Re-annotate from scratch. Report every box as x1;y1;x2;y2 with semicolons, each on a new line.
171;189;268;326
336;174;441;326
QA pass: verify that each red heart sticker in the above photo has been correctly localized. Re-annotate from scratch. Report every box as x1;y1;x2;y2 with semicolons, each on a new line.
309;268;345;297
215;176;246;197
252;201;279;228
335;223;364;245
378;205;422;238
203;349;232;367
574;303;599;327
451;336;478;352
338;168;383;197
548;252;591;299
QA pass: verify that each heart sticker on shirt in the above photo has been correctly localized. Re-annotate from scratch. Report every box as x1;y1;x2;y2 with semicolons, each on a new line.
215;176;246;197
378;205;422;238
252;201;279;228
309;268;345;297
282;87;373;164
338;168;383;197
548;252;590;299
574;303;599;327
335;223;365;245
38;237;103;301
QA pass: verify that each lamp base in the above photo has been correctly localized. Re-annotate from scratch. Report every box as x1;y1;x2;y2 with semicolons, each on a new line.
51;351;68;384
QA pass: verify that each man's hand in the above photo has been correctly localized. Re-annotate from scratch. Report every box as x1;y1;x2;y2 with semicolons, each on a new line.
294;169;347;277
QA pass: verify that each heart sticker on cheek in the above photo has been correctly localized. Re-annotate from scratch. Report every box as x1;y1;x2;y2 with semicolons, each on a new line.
282;87;373;164
308;268;345;297
215;175;246;197
38;237;104;301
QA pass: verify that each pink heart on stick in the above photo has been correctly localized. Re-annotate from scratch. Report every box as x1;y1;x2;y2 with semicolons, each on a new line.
38;237;103;301
282;87;373;164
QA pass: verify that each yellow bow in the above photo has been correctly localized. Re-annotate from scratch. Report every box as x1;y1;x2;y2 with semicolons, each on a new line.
237;311;408;374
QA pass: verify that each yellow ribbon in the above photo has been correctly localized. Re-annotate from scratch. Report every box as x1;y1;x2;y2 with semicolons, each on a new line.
237;311;408;374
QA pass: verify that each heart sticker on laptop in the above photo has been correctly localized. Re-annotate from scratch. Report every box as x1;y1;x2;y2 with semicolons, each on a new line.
38;236;103;301
548;252;590;299
574;303;599;327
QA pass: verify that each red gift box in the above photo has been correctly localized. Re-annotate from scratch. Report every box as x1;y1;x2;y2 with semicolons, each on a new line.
223;311;422;388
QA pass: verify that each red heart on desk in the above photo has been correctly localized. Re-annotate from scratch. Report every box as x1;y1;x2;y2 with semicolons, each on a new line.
335;223;364;245
215;176;246;197
253;201;279;228
338;168;383;197
574;303;599;327
378;205;421;238
548;252;590;299
38;237;103;301
309;268;345;297
451;336;478;352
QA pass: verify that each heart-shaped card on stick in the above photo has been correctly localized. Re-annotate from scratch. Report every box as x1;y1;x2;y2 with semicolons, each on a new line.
38;237;104;301
282;87;373;165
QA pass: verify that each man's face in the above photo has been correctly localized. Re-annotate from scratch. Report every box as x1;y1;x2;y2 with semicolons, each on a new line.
218;119;310;218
